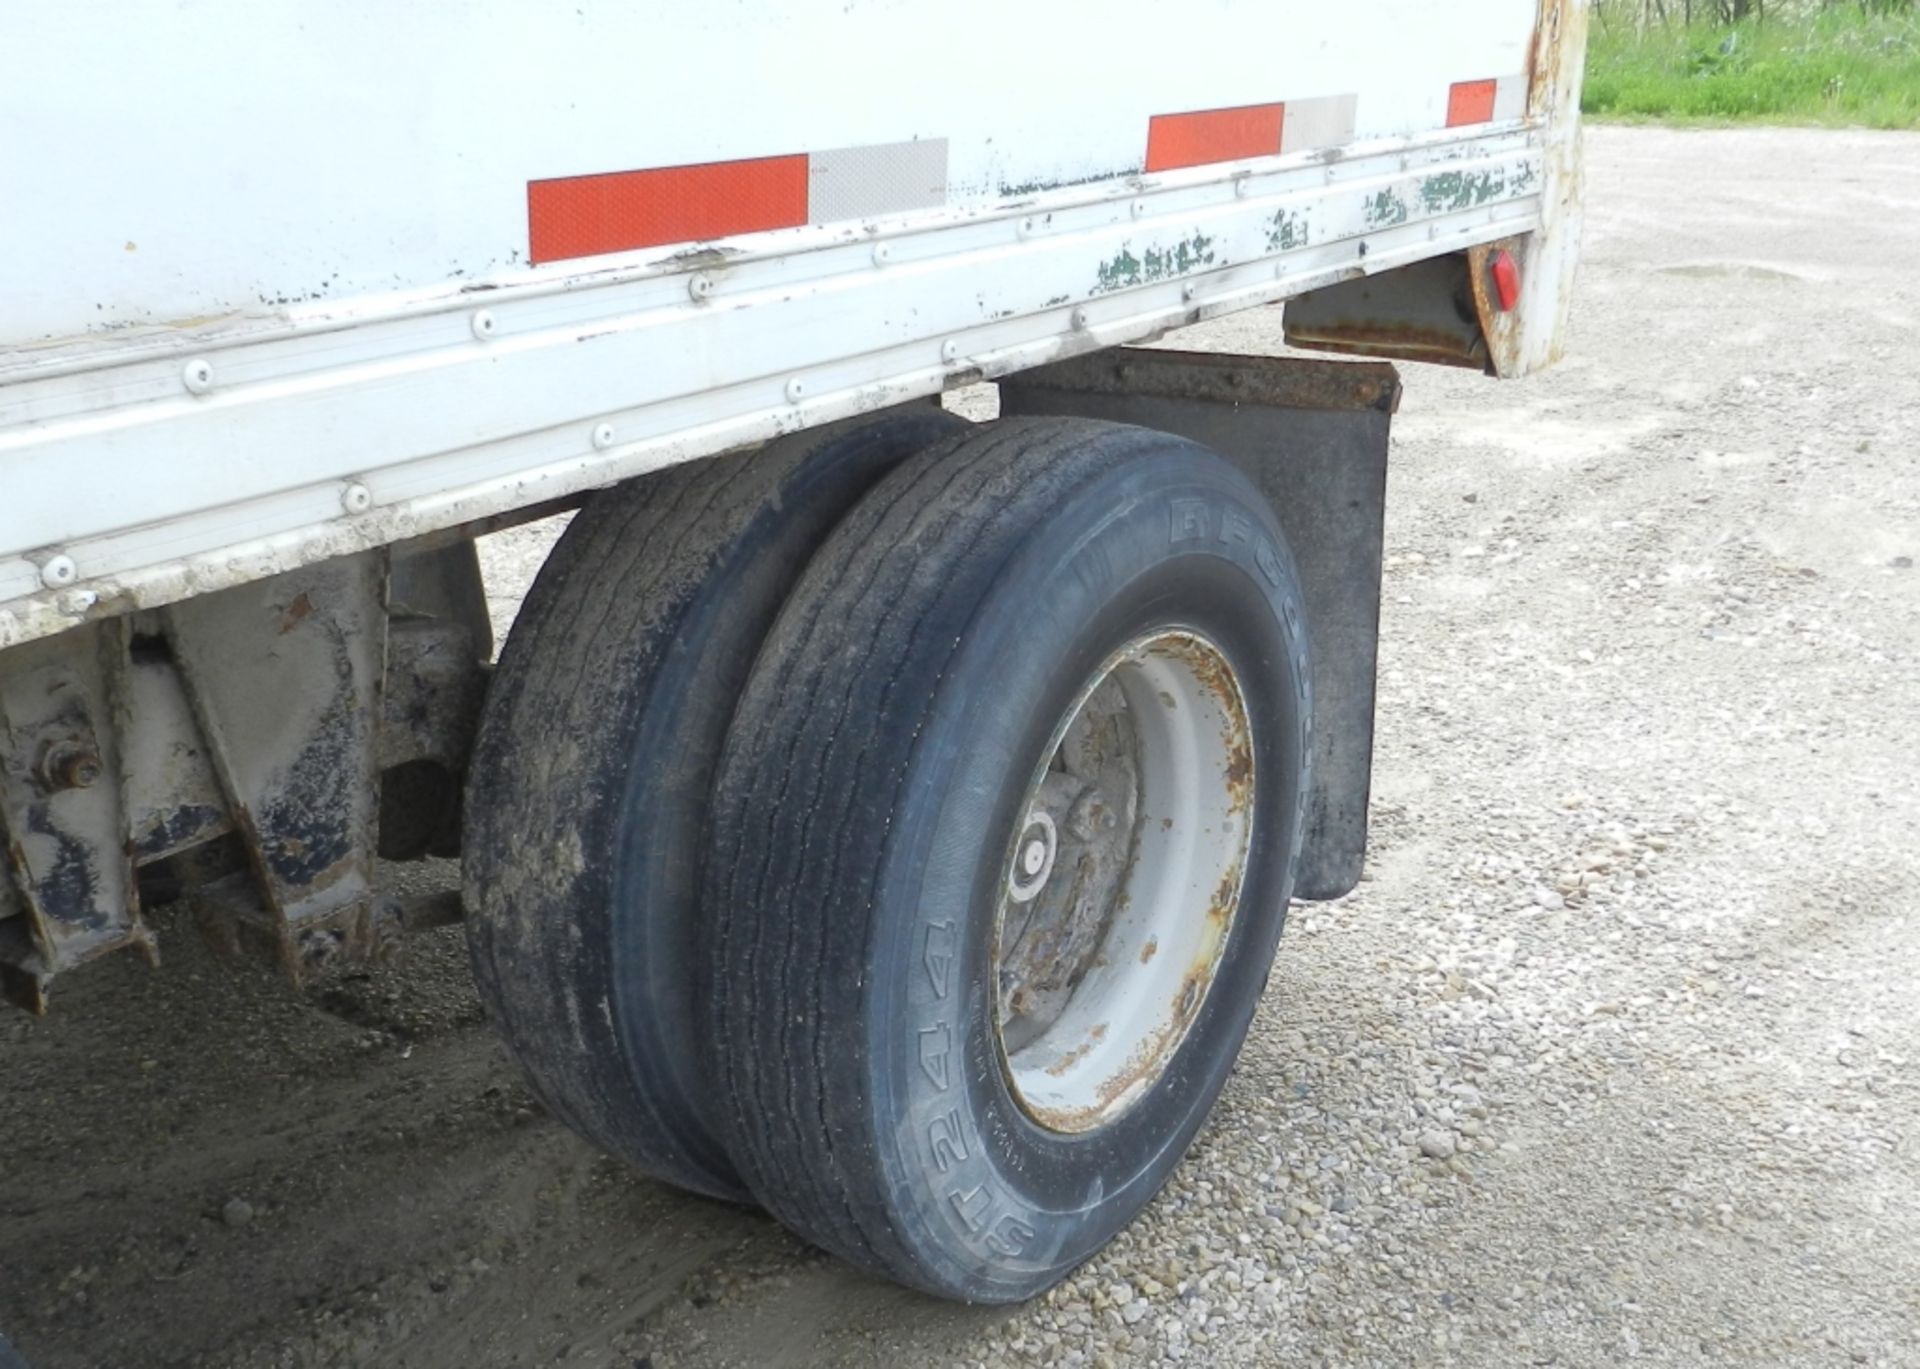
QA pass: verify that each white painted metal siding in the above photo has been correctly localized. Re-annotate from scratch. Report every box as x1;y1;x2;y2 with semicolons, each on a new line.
4;0;1537;344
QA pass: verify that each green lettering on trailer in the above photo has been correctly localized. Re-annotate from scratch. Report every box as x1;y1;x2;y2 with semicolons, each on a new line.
1266;208;1311;253
1363;189;1409;229
1093;231;1218;294
1417;161;1538;215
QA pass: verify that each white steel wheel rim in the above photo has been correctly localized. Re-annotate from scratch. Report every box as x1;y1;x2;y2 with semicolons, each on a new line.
990;629;1255;1135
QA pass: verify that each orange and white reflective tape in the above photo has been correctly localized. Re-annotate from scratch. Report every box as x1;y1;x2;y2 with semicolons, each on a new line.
529;138;948;265
1446;75;1529;127
1144;103;1287;173
1143;93;1359;173
1280;95;1360;156
528;74;1531;264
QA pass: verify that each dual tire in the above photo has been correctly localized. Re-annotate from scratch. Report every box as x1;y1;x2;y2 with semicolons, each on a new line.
466;411;1311;1301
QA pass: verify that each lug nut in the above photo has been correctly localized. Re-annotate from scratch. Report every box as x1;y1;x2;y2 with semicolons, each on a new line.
39;741;102;791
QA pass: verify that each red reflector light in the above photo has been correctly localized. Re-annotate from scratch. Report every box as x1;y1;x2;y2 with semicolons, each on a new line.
1491;249;1521;312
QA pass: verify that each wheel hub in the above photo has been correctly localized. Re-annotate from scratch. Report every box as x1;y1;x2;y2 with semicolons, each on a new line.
991;629;1255;1134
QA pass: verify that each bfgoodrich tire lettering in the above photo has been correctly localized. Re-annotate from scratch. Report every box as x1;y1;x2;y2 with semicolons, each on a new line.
703;417;1311;1300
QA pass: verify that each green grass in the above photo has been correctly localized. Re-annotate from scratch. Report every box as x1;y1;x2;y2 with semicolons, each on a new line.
1583;9;1920;128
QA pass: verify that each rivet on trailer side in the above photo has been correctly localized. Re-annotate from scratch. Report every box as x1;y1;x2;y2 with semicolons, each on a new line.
0;0;1589;1308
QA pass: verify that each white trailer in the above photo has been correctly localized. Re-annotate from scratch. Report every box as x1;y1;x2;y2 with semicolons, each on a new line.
0;0;1588;1303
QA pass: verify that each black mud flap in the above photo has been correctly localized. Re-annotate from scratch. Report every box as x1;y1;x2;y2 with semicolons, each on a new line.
1001;347;1398;901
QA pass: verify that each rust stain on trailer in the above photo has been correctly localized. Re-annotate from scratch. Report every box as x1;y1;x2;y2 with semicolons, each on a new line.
1291;319;1488;371
277;592;313;634
1466;235;1529;378
1012;348;1402;416
1532;0;1588;123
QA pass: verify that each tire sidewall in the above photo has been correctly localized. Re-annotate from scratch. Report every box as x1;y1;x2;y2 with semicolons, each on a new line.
865;446;1311;1300
467;410;963;1203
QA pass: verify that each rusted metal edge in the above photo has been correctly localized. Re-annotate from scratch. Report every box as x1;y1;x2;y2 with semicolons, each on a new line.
1007;349;1403;416
1466;236;1528;378
1281;329;1489;375
386;493;588;559
1282;253;1493;376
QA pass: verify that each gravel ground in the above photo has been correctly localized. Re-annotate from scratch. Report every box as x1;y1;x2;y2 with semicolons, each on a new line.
2;126;1917;1368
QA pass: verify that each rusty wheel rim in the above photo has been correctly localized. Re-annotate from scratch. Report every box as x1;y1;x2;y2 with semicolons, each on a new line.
990;629;1254;1135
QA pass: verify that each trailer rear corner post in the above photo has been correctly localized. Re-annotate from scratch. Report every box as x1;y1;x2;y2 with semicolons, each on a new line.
1281;0;1588;380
